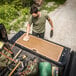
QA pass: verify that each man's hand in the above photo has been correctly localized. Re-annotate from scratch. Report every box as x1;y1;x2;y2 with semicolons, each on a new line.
23;34;30;41
50;27;53;37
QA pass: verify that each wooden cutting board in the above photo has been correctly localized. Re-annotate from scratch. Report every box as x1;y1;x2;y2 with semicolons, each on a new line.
16;33;63;62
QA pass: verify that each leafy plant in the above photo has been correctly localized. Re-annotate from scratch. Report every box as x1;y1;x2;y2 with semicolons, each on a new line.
20;7;30;15
0;5;19;33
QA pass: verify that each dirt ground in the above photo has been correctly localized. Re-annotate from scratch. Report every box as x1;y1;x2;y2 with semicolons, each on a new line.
45;0;76;51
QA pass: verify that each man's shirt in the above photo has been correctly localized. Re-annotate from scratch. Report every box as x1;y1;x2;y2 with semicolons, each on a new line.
28;12;50;33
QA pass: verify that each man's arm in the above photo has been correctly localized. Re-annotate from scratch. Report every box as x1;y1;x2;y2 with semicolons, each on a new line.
48;18;54;37
23;24;31;41
26;24;31;36
48;18;53;30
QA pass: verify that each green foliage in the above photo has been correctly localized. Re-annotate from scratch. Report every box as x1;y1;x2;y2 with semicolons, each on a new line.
0;5;19;21
0;0;31;33
41;0;66;12
0;19;10;33
11;8;30;32
0;0;33;9
45;0;67;4
40;3;58;12
0;5;19;33
45;0;53;2
20;8;30;15
24;0;33;6
0;0;12;4
11;0;23;10
54;0;66;4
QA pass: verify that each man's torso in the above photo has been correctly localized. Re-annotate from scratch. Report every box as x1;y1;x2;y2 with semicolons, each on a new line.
29;12;49;33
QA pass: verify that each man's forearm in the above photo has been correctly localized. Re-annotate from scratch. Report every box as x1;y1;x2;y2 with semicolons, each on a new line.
26;24;30;36
48;18;53;28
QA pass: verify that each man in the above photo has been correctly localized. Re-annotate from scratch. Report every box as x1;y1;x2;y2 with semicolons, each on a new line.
23;6;53;41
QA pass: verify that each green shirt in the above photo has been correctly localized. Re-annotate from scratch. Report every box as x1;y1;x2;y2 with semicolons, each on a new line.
28;12;49;33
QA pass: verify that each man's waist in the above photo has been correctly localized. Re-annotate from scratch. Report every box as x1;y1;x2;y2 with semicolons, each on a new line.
32;29;45;33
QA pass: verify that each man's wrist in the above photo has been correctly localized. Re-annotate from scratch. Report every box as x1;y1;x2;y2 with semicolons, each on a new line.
51;27;53;30
26;32;29;36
